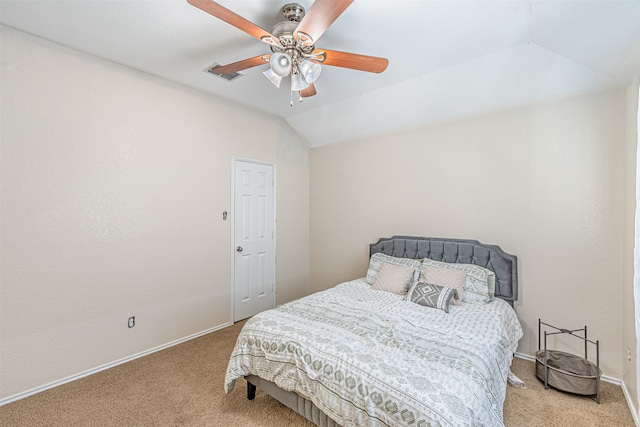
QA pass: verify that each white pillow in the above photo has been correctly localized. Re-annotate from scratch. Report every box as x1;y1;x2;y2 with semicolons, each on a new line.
421;258;495;304
366;253;422;285
420;265;465;305
371;262;415;295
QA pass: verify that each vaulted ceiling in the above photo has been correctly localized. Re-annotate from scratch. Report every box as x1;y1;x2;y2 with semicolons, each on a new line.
1;0;639;147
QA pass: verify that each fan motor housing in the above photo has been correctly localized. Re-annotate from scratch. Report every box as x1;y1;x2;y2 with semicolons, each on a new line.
271;20;298;37
272;2;305;37
270;3;314;56
281;3;305;22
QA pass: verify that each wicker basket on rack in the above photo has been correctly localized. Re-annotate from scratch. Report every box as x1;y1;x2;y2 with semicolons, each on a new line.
535;349;601;396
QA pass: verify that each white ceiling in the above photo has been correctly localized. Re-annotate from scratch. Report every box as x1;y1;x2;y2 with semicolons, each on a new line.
1;0;639;147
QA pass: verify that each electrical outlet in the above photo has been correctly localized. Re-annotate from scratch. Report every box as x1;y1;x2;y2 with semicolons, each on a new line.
629;346;632;362
128;316;135;328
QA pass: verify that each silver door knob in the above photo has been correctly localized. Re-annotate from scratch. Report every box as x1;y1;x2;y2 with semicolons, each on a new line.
236;246;243;252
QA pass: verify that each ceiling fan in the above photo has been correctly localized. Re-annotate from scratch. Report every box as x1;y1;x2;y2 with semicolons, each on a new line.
187;0;389;104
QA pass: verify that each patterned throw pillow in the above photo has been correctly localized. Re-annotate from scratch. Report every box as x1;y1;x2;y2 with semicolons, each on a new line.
421;258;495;304
406;282;457;313
421;265;465;305
366;253;422;286
371;262;416;295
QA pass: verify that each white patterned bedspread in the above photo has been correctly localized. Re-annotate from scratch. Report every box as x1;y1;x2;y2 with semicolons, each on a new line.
225;279;523;427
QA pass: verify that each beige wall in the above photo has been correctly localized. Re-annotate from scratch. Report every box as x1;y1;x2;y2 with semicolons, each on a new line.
311;90;627;380
624;82;639;414
0;26;309;400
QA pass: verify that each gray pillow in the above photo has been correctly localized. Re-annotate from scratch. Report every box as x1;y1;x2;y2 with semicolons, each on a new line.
405;282;457;313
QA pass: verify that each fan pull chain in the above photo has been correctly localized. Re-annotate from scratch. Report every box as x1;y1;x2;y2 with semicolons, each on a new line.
290;78;293;106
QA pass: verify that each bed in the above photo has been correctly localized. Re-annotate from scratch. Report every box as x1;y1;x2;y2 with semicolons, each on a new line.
224;236;523;427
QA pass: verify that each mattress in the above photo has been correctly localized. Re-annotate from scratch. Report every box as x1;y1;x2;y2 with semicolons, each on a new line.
225;278;523;427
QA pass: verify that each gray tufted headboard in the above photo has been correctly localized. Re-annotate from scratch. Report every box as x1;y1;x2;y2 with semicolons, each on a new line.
370;236;518;306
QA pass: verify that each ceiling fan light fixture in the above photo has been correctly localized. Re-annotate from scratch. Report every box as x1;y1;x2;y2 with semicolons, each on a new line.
263;68;283;88
270;52;292;77
291;72;310;92
299;59;321;84
188;0;389;105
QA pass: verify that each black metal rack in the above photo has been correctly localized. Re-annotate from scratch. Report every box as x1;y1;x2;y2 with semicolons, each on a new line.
537;319;601;403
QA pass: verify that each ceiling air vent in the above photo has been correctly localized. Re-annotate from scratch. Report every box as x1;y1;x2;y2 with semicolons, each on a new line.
205;63;243;81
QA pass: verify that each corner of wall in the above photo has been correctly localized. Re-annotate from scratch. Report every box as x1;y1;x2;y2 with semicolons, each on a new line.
625;79;640;418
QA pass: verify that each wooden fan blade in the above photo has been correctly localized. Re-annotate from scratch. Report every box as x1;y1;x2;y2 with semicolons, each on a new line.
212;55;270;75
300;84;317;98
313;49;389;73
187;0;276;43
294;0;354;45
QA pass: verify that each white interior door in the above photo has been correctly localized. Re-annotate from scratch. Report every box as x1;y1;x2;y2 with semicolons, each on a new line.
233;159;275;322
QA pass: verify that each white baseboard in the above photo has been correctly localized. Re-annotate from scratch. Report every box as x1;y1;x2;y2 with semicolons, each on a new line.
0;322;233;407
514;352;639;426
621;379;640;427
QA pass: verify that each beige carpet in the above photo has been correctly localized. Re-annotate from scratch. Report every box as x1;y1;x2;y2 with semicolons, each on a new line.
0;320;635;426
